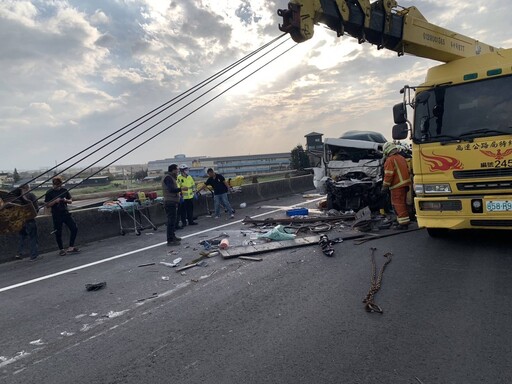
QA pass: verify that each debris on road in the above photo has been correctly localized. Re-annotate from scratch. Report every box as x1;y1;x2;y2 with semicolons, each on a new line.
351;206;373;231
239;256;263;261
219;238;230;249
159;257;182;268
258;225;296;241
85;282;107;291
161;276;169;281
243;214;355;225
175;260;208;272
137;262;156;267
354;227;421;245
318;234;336;257
219;236;320;259
136;292;158;302
199;232;229;246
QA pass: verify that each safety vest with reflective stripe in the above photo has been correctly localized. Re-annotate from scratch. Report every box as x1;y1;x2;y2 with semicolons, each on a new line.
383;153;411;190
177;174;196;199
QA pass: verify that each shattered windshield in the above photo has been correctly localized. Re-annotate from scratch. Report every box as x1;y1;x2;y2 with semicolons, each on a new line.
413;75;512;143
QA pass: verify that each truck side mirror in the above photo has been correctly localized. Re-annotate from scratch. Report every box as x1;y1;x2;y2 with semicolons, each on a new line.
392;123;408;140
393;103;407;124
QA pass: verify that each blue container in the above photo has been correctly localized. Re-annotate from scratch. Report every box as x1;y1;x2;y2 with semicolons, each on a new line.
286;208;309;217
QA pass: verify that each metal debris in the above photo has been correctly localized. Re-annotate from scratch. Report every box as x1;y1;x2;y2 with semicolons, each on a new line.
85;282;107;291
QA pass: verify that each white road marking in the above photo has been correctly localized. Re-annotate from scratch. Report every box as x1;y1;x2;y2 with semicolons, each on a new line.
0;197;324;293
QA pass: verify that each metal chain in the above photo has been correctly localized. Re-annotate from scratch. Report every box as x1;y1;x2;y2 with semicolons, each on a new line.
363;247;392;314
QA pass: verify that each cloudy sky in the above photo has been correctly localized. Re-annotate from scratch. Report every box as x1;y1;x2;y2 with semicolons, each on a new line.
1;0;510;172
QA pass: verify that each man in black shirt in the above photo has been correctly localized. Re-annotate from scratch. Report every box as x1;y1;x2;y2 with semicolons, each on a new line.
198;168;235;219
45;176;79;256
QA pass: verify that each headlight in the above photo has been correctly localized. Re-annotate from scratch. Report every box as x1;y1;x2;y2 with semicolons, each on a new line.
424;184;452;194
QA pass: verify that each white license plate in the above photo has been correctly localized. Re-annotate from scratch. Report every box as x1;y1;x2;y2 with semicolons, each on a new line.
486;200;512;212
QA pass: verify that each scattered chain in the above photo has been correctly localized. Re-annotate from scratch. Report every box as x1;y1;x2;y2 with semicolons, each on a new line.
363;247;392;314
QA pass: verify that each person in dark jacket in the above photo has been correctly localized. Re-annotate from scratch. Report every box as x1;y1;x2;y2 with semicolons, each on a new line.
44;176;79;256
15;183;40;261
162;164;188;245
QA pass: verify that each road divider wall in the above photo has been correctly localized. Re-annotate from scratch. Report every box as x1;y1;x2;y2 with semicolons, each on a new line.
0;175;314;263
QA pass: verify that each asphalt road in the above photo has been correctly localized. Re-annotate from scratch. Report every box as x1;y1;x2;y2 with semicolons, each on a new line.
1;193;511;384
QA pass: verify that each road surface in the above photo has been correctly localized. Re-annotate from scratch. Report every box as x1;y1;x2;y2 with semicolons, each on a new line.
1;193;511;383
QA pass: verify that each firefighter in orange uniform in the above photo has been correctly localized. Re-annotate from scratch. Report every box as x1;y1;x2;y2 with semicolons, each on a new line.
382;142;412;229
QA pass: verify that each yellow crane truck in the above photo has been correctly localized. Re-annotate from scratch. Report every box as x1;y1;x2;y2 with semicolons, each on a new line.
278;0;512;236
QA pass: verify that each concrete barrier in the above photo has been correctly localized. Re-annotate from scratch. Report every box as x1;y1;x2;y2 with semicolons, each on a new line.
0;175;313;263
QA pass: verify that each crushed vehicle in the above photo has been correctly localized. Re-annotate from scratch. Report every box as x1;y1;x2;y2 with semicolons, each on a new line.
313;131;387;212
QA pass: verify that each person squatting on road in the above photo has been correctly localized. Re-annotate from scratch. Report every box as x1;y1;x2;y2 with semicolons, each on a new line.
381;142;412;230
15;183;40;261
198;168;235;219
177;164;198;227
162;164;189;246
44;176;79;256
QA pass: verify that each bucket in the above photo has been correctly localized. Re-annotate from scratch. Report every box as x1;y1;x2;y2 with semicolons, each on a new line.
219;238;230;250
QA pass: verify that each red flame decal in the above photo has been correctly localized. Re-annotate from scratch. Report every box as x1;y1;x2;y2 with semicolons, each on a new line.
420;151;464;172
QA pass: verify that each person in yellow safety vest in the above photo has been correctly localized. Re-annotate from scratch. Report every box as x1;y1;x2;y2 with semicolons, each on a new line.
381;142;412;230
177;164;198;227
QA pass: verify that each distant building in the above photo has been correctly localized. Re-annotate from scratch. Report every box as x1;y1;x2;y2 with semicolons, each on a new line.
304;132;324;151
13;178;52;189
108;164;147;177
0;173;13;188
67;176;110;187
304;132;324;167
148;153;291;179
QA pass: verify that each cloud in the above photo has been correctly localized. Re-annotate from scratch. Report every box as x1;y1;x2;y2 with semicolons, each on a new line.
0;0;510;172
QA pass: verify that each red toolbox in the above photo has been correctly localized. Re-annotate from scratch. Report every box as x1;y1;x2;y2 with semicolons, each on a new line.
122;191;138;202
146;191;158;200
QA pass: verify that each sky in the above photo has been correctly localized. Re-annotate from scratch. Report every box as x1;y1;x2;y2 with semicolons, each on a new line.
1;0;510;172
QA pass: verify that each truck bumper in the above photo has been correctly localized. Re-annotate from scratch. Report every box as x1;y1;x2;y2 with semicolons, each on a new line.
415;195;512;230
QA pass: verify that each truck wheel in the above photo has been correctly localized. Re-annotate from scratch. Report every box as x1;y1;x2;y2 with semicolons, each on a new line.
426;228;448;238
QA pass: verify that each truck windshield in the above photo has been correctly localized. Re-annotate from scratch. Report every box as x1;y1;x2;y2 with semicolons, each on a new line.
413;75;512;143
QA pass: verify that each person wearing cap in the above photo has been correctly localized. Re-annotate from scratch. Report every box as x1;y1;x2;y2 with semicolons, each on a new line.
381;142;412;230
162;164;189;245
44;176;79;255
177;164;198;227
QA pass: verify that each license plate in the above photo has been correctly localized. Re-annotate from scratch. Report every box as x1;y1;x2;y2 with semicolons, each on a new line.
486;200;512;212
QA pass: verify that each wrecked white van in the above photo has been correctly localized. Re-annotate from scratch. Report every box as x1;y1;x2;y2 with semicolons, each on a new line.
313;131;386;212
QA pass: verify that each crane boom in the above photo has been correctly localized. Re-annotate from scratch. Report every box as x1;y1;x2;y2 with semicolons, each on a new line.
278;0;498;63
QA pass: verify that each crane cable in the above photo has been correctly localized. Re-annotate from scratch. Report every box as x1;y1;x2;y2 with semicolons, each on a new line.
9;33;293;203
58;41;298;197
21;33;290;193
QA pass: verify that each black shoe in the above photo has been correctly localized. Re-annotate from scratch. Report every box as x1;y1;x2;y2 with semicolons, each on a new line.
167;240;180;246
175;225;183;230
188;222;198;225
173;236;182;241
